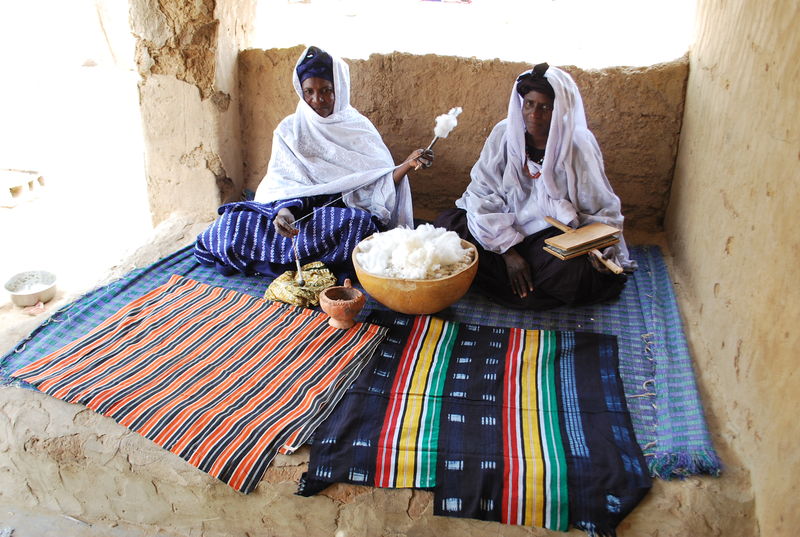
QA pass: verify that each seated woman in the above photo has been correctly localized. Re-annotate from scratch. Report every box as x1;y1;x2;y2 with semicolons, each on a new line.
195;46;432;278
435;63;635;310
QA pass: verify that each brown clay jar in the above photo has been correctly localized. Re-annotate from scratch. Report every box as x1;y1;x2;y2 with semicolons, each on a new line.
318;278;366;330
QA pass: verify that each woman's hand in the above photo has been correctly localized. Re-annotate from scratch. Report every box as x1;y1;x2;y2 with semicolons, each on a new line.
393;148;435;183
502;248;534;298
412;148;435;169
274;208;299;238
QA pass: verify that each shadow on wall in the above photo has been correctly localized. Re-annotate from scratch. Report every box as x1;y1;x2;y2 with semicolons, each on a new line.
239;46;688;230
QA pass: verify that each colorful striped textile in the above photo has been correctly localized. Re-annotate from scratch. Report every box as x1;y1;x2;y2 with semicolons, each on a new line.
194;198;379;277
1;244;721;480
11;275;387;493
298;312;652;534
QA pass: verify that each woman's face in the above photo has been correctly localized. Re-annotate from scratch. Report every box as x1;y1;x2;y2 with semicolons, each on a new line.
522;90;554;139
301;77;335;117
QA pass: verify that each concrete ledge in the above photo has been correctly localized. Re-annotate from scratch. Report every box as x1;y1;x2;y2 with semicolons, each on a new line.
0;170;45;208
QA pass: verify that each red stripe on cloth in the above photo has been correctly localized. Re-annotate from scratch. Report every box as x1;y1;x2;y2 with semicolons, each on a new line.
376;316;429;488
278;321;387;452
225;326;375;488
200;320;360;470
52;277;223;401
166;310;332;454
502;327;523;524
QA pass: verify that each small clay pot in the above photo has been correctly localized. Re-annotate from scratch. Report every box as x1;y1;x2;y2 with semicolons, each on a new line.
319;278;366;330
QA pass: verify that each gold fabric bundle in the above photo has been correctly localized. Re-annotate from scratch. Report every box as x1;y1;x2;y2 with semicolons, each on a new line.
263;262;337;308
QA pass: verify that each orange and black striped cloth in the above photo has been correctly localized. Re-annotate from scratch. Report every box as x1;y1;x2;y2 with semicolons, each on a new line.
12;275;387;493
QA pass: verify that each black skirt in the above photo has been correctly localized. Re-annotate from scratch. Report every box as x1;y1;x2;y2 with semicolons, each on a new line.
434;208;627;310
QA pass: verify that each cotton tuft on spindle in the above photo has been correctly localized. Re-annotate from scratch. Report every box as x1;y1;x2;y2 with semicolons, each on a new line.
434;107;462;138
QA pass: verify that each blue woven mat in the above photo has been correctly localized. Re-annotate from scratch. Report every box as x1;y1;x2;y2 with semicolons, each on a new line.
0;244;720;479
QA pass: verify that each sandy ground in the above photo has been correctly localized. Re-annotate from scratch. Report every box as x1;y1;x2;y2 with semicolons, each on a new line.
1;215;752;537
0;212;209;537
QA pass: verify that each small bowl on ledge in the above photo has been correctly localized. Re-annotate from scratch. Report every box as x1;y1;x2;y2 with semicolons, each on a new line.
4;270;58;307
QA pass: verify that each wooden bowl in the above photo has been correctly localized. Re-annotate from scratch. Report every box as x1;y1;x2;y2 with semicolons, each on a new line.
352;237;478;315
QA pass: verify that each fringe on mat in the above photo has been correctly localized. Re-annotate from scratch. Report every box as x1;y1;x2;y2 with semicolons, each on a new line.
647;448;722;479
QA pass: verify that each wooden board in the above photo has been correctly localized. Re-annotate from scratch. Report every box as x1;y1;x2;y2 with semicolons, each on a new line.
543;237;619;260
544;222;620;253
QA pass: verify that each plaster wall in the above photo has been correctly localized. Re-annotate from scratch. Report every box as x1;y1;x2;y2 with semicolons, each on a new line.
665;0;800;534
241;47;687;231
132;0;255;225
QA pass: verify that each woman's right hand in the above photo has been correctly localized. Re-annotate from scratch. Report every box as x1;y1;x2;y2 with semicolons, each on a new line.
393;148;435;183
502;248;534;298
274;208;299;238
412;148;435;169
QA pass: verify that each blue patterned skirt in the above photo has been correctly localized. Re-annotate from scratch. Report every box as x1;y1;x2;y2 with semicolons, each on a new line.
194;199;380;278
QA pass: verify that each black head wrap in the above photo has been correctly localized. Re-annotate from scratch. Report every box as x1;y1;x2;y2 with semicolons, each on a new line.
297;46;334;85
516;62;555;99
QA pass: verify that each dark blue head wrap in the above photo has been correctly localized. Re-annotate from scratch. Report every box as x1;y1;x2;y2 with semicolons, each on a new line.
297;46;334;85
516;62;555;99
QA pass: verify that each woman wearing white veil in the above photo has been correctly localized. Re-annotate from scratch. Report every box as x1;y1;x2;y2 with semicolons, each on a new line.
195;46;432;279
435;63;633;310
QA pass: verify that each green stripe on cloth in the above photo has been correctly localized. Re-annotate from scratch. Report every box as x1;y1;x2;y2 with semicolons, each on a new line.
538;330;569;530
416;318;457;487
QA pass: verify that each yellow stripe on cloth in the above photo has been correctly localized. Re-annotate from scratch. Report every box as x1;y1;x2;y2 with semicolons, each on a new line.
394;317;445;487
521;330;545;526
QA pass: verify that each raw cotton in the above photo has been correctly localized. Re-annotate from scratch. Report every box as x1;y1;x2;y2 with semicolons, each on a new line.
434;107;463;138
355;224;473;280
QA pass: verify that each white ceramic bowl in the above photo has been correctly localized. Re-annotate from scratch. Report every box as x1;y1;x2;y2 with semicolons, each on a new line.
4;270;57;307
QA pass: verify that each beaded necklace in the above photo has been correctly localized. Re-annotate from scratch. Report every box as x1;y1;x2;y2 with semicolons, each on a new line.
524;140;545;179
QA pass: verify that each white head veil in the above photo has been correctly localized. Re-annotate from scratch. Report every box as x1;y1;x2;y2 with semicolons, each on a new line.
254;46;413;228
457;65;634;269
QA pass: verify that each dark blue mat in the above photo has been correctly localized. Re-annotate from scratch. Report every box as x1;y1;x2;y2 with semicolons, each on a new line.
1;244;720;479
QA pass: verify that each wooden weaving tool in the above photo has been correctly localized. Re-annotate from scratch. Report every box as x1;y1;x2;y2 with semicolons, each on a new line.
543;217;624;274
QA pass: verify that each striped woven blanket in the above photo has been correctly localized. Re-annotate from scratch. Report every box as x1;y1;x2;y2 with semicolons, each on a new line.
299;312;652;534
11;275;387;493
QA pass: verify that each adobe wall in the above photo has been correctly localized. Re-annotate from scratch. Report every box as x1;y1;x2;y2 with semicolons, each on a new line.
665;0;800;534
240;47;688;231
132;0;256;226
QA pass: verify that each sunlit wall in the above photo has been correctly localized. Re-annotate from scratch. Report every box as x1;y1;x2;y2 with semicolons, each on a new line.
253;0;695;68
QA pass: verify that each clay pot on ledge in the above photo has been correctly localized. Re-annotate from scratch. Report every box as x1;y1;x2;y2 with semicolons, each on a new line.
319;278;366;330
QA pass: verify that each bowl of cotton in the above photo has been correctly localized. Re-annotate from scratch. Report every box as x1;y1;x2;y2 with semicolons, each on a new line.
352;224;478;314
